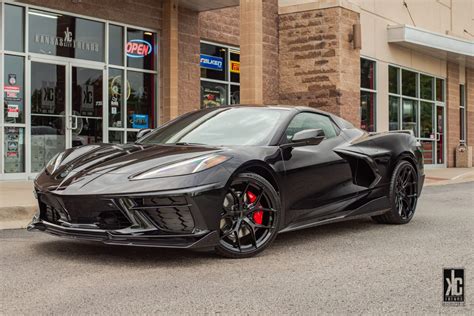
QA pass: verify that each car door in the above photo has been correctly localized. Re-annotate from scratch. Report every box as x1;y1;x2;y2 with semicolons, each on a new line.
281;112;361;225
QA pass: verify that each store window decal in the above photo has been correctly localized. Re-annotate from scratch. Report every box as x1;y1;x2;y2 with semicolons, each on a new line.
4;55;25;124
28;9;105;62
200;54;224;71
230;60;240;74
4;127;25;173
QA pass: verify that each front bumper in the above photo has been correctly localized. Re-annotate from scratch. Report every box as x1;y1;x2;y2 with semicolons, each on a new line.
28;217;219;248
28;183;226;249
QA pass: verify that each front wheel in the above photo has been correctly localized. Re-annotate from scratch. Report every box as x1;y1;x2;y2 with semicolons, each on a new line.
372;160;418;224
215;173;281;258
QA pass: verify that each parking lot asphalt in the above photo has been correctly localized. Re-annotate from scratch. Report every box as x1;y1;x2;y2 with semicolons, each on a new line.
1;182;473;314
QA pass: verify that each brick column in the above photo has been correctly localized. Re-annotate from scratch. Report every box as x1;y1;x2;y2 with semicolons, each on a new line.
178;7;200;114
279;6;361;126
262;0;279;104
446;62;460;167
161;0;179;123
466;67;474;162
240;0;263;104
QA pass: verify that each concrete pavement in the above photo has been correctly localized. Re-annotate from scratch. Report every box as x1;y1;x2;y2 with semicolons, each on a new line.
0;182;472;314
0;180;36;229
0;168;472;229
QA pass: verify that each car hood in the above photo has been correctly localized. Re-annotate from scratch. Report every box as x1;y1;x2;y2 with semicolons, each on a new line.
50;143;222;177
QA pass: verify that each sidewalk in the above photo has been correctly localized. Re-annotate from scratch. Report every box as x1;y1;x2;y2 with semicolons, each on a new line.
424;167;474;186
0;180;36;229
0;168;472;229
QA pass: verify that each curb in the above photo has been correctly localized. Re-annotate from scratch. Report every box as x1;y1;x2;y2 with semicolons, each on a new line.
0;206;36;230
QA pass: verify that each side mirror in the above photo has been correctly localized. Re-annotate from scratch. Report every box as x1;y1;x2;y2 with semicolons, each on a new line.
281;129;325;149
136;128;153;141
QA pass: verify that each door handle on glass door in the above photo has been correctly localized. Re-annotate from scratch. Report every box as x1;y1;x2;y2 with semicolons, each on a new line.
68;116;78;130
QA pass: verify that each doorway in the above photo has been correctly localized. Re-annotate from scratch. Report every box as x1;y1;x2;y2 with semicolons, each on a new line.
419;102;445;167
29;59;106;173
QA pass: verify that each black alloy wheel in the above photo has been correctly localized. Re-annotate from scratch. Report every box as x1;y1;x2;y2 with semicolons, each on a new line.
215;173;281;258
372;160;418;224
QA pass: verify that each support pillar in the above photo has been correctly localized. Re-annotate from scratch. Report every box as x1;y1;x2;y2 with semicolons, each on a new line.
240;0;263;104
161;0;179;123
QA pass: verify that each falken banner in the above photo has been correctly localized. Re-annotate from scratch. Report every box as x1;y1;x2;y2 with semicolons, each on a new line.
200;54;224;71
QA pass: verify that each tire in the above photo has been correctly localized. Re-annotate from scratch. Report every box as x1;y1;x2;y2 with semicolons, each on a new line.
215;172;281;258
372;160;418;224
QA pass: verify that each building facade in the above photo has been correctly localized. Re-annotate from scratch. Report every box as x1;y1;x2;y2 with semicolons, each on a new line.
0;0;472;180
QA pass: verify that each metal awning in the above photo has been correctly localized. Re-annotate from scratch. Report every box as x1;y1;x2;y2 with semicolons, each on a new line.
387;25;474;67
179;0;239;11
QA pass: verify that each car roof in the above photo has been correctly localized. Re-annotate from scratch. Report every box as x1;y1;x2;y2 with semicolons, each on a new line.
221;104;337;119
217;104;356;130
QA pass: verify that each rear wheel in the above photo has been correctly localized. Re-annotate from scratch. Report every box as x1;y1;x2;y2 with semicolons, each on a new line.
372;160;418;224
215;173;280;258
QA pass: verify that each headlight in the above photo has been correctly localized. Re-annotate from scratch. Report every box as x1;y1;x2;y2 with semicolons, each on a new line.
45;152;64;175
131;154;231;180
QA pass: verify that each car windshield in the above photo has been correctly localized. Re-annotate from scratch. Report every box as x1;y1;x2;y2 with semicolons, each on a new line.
140;107;290;146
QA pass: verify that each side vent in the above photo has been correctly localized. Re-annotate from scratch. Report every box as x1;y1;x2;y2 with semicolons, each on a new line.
335;149;381;188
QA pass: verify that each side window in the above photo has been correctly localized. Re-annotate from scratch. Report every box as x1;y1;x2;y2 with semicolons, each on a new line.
285;112;338;141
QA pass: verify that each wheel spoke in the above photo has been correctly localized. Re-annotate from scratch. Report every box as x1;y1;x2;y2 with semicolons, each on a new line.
402;168;412;187
243;220;258;249
233;231;241;252
254;189;264;205
397;196;404;216
244;216;273;230
221;225;235;238
241;182;251;201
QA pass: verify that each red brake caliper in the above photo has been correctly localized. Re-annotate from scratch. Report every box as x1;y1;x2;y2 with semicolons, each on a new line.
247;191;263;225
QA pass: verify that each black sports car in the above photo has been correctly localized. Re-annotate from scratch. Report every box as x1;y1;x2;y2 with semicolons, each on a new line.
28;106;425;258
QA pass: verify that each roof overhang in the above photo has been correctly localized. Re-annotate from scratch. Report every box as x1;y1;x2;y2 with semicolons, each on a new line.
178;0;239;11
387;24;474;67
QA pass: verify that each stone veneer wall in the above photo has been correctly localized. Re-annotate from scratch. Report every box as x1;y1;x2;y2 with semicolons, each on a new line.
18;0;162;30
199;7;240;46
446;62;461;167
178;7;201;114
262;0;280;104
279;7;360;126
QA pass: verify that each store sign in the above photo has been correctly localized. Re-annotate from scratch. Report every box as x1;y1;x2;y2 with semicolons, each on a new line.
200;54;224;71
4;86;20;99
230;61;240;74
34;26;100;53
126;39;153;58
130;114;149;129
7;104;19;118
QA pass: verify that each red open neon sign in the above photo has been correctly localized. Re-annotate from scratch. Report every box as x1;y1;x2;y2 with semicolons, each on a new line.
126;39;152;58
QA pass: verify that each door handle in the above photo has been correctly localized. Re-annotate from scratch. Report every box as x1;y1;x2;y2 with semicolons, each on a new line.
72;116;78;130
68;116;78;130
436;132;441;141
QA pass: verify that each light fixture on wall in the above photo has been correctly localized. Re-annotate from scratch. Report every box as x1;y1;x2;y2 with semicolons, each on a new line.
71;0;82;3
351;23;361;50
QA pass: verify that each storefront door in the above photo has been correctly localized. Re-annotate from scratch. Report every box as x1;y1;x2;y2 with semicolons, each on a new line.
435;105;445;165
419;102;445;167
29;58;106;174
70;64;104;148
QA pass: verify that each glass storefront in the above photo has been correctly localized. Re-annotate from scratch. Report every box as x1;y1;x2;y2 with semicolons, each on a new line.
388;65;446;166
0;3;158;178
360;58;376;132
200;41;240;108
